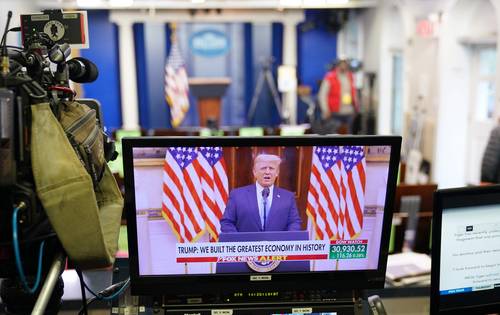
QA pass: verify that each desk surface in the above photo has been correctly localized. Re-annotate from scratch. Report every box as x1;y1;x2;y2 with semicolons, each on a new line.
20;258;432;314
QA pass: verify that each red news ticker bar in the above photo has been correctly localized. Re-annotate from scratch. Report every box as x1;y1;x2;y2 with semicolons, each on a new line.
176;254;329;263
177;257;218;263
282;254;328;260
330;239;368;245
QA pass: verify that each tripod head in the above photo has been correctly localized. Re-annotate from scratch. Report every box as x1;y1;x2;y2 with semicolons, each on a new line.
258;56;275;71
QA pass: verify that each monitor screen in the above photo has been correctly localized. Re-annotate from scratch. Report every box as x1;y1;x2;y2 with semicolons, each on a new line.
123;136;401;297
431;185;500;314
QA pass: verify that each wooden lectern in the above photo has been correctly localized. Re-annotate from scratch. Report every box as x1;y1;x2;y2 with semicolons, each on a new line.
188;77;231;127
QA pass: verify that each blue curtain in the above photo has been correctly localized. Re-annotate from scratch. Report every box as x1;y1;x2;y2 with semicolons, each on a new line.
80;10;121;131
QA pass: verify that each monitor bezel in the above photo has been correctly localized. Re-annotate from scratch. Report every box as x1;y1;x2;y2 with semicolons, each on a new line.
123;135;401;297
431;185;500;315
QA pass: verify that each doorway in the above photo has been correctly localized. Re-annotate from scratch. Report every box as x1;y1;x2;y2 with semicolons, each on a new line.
466;45;497;184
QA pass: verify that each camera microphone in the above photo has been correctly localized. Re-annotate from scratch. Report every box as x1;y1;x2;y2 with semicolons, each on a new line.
67;57;98;83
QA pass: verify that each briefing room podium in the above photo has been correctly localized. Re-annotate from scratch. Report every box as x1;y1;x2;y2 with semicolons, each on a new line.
216;231;310;273
188;77;231;127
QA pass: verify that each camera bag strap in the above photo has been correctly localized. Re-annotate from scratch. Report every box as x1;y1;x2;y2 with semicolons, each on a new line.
30;103;123;269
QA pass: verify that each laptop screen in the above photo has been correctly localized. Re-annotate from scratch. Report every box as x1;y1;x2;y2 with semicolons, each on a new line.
431;185;500;314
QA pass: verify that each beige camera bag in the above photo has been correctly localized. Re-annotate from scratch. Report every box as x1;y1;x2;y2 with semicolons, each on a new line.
30;102;123;269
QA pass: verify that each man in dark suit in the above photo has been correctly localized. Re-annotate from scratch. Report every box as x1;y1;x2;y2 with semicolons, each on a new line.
220;154;302;232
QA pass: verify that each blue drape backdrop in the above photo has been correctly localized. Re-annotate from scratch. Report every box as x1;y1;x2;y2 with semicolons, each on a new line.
81;10;338;130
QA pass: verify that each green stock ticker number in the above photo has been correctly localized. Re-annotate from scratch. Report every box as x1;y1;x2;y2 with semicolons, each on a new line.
329;244;367;259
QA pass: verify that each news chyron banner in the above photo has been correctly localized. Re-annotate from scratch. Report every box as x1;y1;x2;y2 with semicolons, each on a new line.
176;239;368;263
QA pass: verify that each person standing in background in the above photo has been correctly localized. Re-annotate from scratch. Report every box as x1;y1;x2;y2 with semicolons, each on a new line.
318;58;358;134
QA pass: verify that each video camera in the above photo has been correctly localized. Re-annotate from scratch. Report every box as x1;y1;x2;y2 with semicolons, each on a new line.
0;9;116;314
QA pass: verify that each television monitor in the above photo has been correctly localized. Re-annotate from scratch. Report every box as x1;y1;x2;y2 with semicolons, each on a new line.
123;136;401;301
431;185;500;315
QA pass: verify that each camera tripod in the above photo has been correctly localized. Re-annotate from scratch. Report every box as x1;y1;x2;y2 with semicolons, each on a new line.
247;59;284;124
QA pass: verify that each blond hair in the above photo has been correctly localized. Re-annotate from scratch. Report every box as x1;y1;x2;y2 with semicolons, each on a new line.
253;154;281;166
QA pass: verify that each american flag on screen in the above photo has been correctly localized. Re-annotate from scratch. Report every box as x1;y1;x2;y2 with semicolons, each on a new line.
164;39;190;127
340;146;366;239
306;146;343;240
191;147;229;241
306;146;366;240
162;147;229;243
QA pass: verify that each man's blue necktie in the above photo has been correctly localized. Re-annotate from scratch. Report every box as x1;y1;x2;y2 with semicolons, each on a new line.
262;187;270;230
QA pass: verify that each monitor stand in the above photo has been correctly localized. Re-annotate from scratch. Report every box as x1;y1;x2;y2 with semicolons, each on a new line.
120;289;365;315
162;301;362;315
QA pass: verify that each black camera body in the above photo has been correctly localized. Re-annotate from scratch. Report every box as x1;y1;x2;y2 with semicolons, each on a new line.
0;54;50;280
0;9;113;314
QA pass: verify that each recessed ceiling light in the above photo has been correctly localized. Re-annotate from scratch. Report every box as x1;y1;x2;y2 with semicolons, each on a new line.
326;0;349;4
280;0;302;7
76;0;102;7
303;0;326;5
110;0;133;7
428;13;439;23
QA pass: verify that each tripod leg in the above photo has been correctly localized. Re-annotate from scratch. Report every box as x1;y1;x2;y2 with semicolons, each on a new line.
31;252;65;315
247;71;266;123
264;70;285;123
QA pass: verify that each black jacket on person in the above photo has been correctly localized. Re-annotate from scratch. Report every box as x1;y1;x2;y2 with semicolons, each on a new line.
481;125;500;183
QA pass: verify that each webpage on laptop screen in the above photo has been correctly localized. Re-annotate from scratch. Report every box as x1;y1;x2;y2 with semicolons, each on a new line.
440;205;500;295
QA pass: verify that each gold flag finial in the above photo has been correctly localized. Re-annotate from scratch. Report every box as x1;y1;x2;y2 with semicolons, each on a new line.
170;22;177;43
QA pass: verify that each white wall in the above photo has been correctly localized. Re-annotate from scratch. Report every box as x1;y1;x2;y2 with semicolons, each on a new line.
361;1;405;135
0;0;39;46
435;0;497;188
364;0;499;188
361;6;381;74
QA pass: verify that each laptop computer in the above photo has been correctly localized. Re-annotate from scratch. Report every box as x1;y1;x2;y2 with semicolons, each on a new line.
431;185;500;314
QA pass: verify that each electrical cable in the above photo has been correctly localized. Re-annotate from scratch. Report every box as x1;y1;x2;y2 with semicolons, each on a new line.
76;271;130;315
0;232;57;246
76;269;88;315
99;278;130;301
80;276;99;298
78;296;97;315
77;278;130;314
1;11;12;55
79;273;129;300
6;45;23;51
89;277;131;301
12;204;46;294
